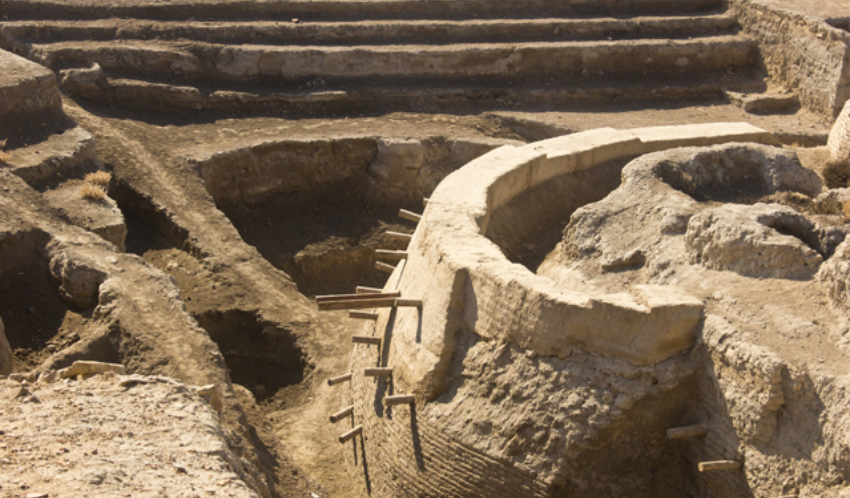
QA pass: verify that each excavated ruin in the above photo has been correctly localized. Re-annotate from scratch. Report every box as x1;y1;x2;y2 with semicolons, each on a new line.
1;0;850;497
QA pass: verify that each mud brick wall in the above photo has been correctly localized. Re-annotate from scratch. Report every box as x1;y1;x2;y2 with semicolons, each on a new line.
687;317;788;498
731;0;850;118
340;341;549;498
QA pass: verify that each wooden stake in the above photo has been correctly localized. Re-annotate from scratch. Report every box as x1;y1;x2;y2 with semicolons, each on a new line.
667;423;708;440
698;460;742;472
364;367;393;377
383;394;415;407
356;286;383;294
396;298;422;307
375;249;408;260
316;291;400;303
352;336;382;346
422;197;429;206
384;231;412;243
398;209;422;223
375;261;396;274
349;310;379;320
330;405;354;423
318;298;398;311
327;373;352;386
338;425;363;443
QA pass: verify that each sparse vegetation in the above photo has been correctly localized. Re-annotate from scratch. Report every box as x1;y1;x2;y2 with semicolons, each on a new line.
79;183;107;201
823;158;850;188
84;170;112;187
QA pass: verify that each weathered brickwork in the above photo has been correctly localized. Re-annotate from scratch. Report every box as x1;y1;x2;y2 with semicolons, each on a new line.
337;330;549;498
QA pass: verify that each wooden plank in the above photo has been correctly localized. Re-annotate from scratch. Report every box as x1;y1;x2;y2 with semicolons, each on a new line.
327;373;352;386
349;310;379;320
384;231;412;243
356;286;383;294
396;298;422;307
330;405;354;423
318;298;398;311
338;425;363;443
364;367;393;377
352;336;382;346
667;423;708;440
383;394;415;406
398;209;422;223
698;460;742;472
375;261;396;273
316;291;400;302
375;249;408;260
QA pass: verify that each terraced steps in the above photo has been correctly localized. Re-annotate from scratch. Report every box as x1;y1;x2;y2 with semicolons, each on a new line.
1;14;738;45
24;36;753;82
0;0;766;116
0;0;724;22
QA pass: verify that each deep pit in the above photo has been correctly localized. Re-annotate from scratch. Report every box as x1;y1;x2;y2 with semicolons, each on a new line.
219;181;413;297
194;309;308;405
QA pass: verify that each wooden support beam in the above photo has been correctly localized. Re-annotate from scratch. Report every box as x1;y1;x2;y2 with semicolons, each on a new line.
318;298;398;311
383;394;415;407
356;286;383;294
338;425;363;443
364;367;393;377
330;405;354;423
327;373;352;386
316;291;400;303
667;423;708;440
384;231;412;243
698;460;742;472
375;261;396;274
375;249;408;260
352;336;382;346
349;310;379;320
396;298;422;307
398;209;422;223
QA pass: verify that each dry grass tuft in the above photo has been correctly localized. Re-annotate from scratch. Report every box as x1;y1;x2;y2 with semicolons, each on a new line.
79;183;107;201
0;139;8;164
84;170;112;187
823;158;850;189
843;199;850;220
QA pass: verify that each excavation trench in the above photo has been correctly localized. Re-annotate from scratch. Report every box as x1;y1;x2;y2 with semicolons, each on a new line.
193;309;308;406
0;229;90;372
201;135;511;296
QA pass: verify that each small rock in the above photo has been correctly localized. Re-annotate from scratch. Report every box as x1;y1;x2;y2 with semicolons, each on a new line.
59;361;125;379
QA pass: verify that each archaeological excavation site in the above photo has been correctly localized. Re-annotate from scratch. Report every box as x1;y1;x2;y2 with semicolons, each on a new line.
2;0;850;496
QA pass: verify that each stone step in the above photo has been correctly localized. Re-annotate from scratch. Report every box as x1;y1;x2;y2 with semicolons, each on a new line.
1;14;738;46
1;125;99;190
64;69;766;117
43;178;127;251
1;0;723;22
27;36;756;85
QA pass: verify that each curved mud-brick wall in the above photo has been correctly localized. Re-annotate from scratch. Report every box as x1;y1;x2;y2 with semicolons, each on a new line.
730;0;850;118
339;123;778;497
828;99;850;162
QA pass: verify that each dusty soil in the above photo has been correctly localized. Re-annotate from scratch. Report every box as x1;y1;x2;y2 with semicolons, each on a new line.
0;373;272;498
